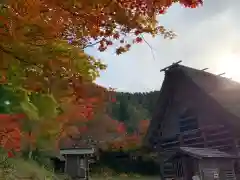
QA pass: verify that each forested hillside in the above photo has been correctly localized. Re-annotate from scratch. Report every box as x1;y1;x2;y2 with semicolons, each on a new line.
107;91;160;133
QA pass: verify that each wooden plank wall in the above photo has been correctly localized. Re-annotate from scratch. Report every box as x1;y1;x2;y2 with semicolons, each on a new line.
160;124;236;178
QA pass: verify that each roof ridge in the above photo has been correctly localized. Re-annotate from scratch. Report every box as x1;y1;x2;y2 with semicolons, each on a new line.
178;64;240;86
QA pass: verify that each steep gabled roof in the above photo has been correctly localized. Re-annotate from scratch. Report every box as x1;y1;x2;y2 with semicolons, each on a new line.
144;64;240;149
177;65;240;119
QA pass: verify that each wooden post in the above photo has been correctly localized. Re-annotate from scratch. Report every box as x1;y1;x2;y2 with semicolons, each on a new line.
198;161;204;180
230;131;239;155
64;155;67;173
160;61;182;72
201;130;207;148
86;155;89;180
233;138;239;155
217;72;226;76
182;156;187;180
178;134;184;146
158;151;165;180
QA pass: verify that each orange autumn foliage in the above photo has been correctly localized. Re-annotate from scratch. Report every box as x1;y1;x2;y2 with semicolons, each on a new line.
0;114;25;152
109;133;142;150
138;119;150;136
56;84;110;130
0;85;110;153
107;119;150;151
0;0;203;94
0;86;148;154
79;115;125;144
0;84;115;156
1;0;203;55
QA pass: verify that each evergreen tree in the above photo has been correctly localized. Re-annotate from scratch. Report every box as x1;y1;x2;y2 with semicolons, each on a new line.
118;97;130;123
107;90;159;133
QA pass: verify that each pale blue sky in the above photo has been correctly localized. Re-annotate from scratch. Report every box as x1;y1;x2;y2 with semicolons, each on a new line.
86;0;240;93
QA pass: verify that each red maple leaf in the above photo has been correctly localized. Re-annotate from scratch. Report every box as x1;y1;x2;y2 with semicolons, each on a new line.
8;151;14;158
135;37;143;43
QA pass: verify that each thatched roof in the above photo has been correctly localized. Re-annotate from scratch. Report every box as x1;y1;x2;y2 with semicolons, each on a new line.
178;65;240;119
144;64;240;149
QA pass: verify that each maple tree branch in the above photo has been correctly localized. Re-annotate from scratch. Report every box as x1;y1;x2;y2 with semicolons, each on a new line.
0;44;42;68
83;40;102;49
140;34;156;61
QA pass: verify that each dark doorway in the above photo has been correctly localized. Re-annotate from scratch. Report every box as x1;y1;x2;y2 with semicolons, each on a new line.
185;157;195;180
51;158;65;173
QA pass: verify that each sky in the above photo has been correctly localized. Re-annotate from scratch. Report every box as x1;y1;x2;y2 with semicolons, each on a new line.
85;0;240;93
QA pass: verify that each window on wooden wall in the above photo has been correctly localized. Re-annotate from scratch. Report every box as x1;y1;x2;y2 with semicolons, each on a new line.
157;123;163;137
173;159;184;177
179;108;199;133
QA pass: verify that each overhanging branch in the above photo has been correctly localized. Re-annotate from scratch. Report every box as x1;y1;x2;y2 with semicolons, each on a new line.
0;44;42;68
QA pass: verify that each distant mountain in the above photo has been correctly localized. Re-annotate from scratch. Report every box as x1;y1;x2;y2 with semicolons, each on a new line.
107;91;160;133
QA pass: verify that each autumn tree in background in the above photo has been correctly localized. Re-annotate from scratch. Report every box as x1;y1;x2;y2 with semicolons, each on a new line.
106;119;149;151
107;91;153;133
137;120;150;137
80;115;124;142
0;0;203;155
0;83;111;161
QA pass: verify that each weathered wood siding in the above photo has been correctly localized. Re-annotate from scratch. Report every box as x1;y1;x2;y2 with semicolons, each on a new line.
199;159;236;180
172;156;237;180
65;155;79;177
65;154;88;179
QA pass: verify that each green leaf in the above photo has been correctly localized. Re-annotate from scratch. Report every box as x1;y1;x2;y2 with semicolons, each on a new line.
7;61;25;86
20;100;39;120
31;93;58;119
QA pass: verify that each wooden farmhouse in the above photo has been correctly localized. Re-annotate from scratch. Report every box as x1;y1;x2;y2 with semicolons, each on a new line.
144;62;240;180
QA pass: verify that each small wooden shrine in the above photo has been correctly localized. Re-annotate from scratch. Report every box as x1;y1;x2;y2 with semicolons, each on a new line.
60;147;95;180
167;147;238;180
52;135;96;180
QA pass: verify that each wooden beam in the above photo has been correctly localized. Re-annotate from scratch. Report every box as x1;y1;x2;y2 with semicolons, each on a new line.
217;72;226;76
183;137;203;143
201;68;209;71
161;140;180;146
160;60;182;72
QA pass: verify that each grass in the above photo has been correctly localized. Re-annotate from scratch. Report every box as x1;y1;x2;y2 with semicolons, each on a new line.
91;177;160;180
0;152;62;180
90;169;160;180
91;174;160;180
0;151;159;180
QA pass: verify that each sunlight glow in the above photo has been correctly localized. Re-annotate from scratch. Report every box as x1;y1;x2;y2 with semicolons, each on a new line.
217;53;240;82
